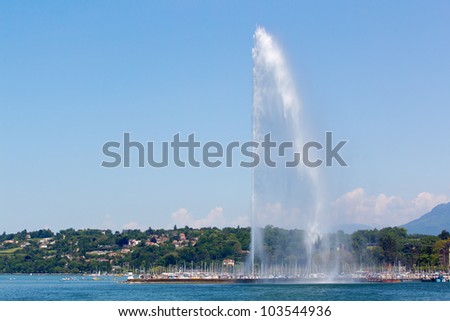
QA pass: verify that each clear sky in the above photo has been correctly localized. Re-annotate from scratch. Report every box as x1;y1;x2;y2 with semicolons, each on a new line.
1;1;450;233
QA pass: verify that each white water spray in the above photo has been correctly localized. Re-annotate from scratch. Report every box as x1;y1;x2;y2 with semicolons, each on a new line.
251;27;328;276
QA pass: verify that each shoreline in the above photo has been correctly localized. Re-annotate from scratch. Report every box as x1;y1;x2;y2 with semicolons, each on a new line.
125;277;424;284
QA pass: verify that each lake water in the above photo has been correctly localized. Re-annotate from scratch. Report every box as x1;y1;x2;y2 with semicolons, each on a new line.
1;274;449;301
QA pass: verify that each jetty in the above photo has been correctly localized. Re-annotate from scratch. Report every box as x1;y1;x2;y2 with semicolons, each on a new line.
125;270;450;284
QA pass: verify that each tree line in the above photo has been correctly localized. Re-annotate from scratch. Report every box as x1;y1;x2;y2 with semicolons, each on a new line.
0;226;448;274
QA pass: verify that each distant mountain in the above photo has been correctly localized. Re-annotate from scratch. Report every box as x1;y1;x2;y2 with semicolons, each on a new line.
401;202;450;235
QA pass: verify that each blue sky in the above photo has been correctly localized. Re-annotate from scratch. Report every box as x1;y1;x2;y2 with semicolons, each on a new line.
1;1;450;233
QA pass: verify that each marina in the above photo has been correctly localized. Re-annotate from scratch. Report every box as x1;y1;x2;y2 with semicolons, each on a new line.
126;271;450;284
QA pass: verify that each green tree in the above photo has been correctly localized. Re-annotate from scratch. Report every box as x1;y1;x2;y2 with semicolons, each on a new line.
438;230;450;240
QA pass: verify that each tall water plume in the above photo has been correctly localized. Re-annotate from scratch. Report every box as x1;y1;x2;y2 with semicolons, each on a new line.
251;27;329;276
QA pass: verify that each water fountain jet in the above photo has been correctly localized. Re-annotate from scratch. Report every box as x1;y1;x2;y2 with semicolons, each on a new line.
250;27;331;279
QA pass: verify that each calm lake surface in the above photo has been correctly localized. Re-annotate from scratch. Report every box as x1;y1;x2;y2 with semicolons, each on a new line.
1;274;449;301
